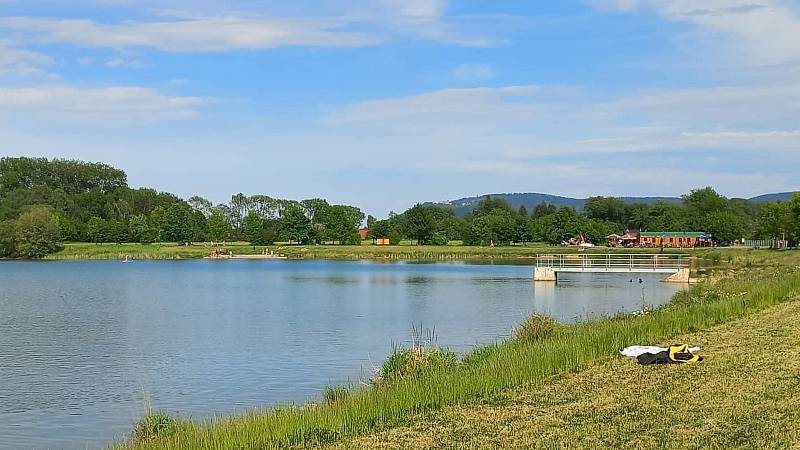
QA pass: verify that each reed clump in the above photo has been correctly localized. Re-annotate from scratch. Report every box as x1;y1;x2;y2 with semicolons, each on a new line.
513;313;558;342
131;412;183;443
374;346;458;385
322;385;350;404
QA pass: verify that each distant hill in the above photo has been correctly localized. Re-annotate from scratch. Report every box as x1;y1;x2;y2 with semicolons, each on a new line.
748;192;798;203
431;192;796;217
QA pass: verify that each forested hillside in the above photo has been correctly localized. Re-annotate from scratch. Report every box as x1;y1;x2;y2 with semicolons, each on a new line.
442;191;797;217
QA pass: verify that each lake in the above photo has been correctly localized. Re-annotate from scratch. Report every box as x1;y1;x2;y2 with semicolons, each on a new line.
0;259;684;449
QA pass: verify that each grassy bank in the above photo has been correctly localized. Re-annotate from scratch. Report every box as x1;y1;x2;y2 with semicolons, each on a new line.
48;241;735;261
119;250;800;449
328;298;800;449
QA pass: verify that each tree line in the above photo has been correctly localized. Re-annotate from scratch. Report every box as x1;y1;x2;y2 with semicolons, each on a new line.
371;188;800;247
0;158;365;257
0;157;798;258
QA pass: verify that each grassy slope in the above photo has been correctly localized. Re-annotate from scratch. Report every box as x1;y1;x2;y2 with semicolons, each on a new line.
327;300;800;449
120;251;800;449
49;241;721;261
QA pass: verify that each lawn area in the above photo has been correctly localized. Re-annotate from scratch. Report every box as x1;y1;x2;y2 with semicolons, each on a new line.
47;241;738;261
118;250;800;449
324;298;800;449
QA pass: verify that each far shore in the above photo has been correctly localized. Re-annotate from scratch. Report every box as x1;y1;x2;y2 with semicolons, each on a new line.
38;241;751;262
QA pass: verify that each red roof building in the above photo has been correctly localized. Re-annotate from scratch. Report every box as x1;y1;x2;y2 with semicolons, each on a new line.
358;227;369;240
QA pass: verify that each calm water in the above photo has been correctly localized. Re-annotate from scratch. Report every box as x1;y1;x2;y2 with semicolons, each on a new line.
0;260;684;449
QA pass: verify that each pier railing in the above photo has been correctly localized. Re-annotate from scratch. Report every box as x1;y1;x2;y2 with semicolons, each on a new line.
535;253;690;271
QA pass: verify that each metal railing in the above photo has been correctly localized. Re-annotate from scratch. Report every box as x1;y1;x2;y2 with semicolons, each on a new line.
535;253;690;270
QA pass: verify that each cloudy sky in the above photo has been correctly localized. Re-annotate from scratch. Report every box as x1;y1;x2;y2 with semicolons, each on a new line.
1;0;798;216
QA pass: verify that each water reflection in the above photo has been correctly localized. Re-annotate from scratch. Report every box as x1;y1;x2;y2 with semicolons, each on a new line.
532;272;688;322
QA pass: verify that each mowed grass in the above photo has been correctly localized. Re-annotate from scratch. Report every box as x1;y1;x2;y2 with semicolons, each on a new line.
327;299;800;450
118;251;800;450
48;241;745;261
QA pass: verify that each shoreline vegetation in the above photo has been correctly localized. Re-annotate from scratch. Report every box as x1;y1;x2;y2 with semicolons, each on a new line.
118;250;800;449
46;241;734;262
328;297;800;449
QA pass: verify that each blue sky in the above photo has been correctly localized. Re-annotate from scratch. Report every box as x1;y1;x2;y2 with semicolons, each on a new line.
1;0;799;216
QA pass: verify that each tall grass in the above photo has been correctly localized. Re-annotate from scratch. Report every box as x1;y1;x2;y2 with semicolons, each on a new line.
120;252;800;449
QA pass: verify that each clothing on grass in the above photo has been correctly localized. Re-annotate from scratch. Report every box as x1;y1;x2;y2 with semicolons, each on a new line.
620;345;700;358
634;344;704;365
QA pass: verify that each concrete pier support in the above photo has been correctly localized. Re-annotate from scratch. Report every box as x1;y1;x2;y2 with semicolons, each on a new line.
534;267;557;282
663;268;690;283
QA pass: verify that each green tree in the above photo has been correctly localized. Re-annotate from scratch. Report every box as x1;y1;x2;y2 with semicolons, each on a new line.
282;205;312;244
473;196;514;217
163;203;192;243
207;210;231;242
243;211;265;245
532;202;557;219
584;196;627;224
684;187;729;218
300;198;330;224
55;215;83;242
369;219;396;242
430;231;449;246
189;210;208;242
129;214;152;243
790;194;800;242
704;209;745;243
187;196;213;217
149;206;167;242
531;207;583;244
754;202;793;241
262;219;282;245
228;193;252;233
464;213;516;245
623;203;650;230
87;216;107;243
404;204;438;245
646;201;686;231
14;206;62;258
323;205;361;244
0;220;16;257
106;219;129;244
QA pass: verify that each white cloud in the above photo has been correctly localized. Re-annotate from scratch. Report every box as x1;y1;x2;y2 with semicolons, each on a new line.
382;0;448;19
0;85;209;121
371;0;495;46
0;0;501;53
0;42;55;76
321;82;800;161
323;85;541;131
589;0;800;66
105;57;150;68
453;64;494;81
0;16;380;52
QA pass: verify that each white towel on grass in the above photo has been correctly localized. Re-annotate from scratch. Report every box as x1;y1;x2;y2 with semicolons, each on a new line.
620;345;700;358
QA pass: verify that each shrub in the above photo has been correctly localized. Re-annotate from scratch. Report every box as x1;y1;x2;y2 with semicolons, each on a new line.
14;206;62;258
431;231;449;246
376;345;458;385
387;229;402;245
132;412;181;443
514;313;557;341
0;220;16;257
